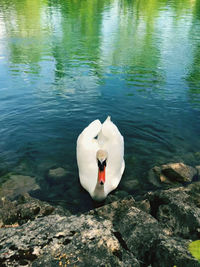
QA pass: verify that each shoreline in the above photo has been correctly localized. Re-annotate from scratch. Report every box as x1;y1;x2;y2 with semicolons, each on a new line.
0;162;200;266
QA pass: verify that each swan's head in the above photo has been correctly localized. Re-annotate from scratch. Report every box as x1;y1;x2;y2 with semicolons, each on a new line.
96;150;108;186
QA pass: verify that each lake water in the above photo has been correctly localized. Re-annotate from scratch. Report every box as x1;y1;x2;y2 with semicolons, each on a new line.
0;0;200;212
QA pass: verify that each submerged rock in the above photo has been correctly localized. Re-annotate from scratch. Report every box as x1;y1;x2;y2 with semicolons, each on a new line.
120;179;140;192
196;165;200;179
148;166;163;187
148;162;197;187
161;163;197;183
0;173;39;199
46;167;69;184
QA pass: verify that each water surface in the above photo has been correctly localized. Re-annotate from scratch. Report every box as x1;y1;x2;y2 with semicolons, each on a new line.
0;0;200;212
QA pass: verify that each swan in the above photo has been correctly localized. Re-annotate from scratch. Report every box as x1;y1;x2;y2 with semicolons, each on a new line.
76;116;125;201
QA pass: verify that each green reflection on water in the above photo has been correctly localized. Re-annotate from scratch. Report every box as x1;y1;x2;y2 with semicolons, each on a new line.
0;0;200;210
0;0;199;67
0;0;200;106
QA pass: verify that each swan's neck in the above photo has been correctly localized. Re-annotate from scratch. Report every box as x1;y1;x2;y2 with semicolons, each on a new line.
92;182;106;201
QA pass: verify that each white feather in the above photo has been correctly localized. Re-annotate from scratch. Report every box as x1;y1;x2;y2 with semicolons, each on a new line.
76;116;125;200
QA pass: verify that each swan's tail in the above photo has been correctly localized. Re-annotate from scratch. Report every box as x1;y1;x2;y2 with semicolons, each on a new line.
101;115;123;139
106;115;111;121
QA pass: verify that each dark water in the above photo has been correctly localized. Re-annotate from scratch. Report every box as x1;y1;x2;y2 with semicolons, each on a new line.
0;0;200;212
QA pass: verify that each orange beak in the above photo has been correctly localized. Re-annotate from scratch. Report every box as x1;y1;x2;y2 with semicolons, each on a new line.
98;166;106;185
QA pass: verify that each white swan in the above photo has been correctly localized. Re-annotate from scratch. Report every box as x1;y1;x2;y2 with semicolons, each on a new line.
76;116;125;201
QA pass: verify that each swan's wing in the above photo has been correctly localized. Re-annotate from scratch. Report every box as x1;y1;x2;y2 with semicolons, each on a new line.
76;120;102;194
98;116;123;142
98;116;125;190
121;159;125;176
77;119;102;143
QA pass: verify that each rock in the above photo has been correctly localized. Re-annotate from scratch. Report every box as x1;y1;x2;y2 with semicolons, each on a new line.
0;212;139;267
0;173;40;199
153;237;200;267
148;166;163;187
194;151;200;160
113;191;200;266
134;199;151;213
161;163;197;183
0;185;200;266
186;182;200;208
105;190;129;204
90;196;135;221
148;183;200;239
0;193;70;227
13;158;35;176
148;163;197;187
114;205;162;255
114;190;129;198
121;179;140;192
196;165;200;179
46;167;69;184
0;198;18;227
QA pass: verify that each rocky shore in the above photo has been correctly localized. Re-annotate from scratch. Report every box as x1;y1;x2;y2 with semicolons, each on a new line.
0;163;200;266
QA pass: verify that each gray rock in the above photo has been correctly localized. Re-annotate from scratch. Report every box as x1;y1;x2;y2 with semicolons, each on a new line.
0;211;139;266
13;159;35;176
0;173;39;199
196;165;200;178
161;163;197;183
121;179;140;192
194;152;200;160
0;185;200;266
114;192;200;266
148;166;163;187
134;199;151;213
148;163;197;187
47;167;69;184
0;193;70;227
153;236;200;267
105;190;129;204
148;183;200;239
90;196;135;221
